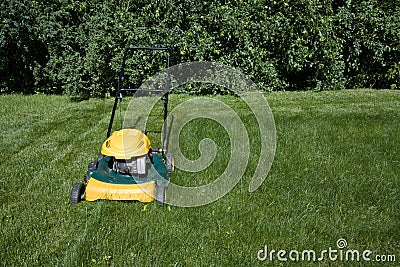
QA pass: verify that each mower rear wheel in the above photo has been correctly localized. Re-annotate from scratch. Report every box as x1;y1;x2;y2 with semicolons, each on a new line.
155;183;166;205
70;182;85;205
166;153;174;175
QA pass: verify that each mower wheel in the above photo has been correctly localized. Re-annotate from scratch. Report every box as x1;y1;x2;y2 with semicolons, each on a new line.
155;183;166;205
166;153;174;175
70;182;85;205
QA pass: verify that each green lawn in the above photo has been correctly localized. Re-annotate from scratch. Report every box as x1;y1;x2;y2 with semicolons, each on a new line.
0;90;399;266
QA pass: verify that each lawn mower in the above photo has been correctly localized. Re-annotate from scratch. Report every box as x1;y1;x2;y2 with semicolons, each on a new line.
70;46;174;205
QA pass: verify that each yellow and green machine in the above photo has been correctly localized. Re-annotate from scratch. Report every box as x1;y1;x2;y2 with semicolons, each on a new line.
70;46;173;205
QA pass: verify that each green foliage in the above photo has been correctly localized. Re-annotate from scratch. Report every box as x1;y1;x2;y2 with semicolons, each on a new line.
0;0;43;93
1;0;400;95
336;0;400;89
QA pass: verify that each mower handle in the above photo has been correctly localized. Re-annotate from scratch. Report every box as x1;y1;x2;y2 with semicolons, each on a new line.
128;45;171;52
107;46;172;155
120;46;172;79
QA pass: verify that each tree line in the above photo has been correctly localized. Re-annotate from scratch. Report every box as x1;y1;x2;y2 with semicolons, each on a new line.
1;0;399;96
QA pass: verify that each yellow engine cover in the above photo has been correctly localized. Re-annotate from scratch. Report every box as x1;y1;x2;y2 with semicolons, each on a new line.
101;129;150;159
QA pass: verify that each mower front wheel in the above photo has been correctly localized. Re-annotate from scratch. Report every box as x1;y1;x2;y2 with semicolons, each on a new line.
70;182;86;205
